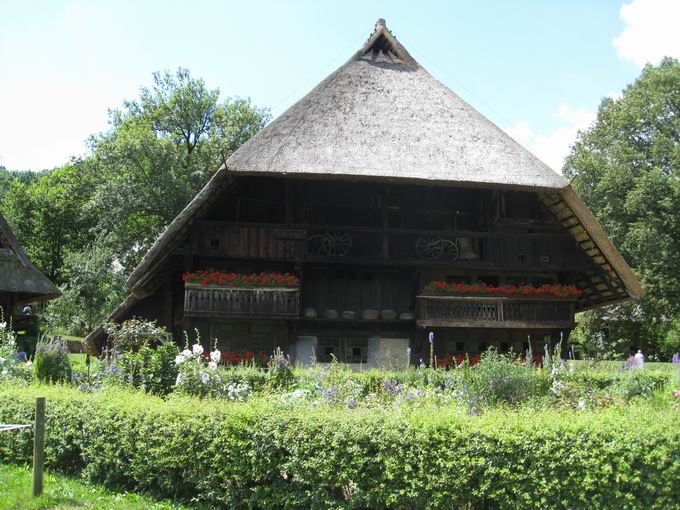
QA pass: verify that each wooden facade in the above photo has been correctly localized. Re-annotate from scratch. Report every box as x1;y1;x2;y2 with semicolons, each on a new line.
108;177;619;361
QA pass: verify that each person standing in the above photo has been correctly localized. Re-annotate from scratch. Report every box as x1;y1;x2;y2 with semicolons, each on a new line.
634;349;645;369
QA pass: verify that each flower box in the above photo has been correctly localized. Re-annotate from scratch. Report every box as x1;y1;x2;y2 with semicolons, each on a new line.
423;282;581;299
182;271;300;288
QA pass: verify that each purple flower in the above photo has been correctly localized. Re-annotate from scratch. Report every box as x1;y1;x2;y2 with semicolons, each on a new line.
428;332;434;343
383;379;401;395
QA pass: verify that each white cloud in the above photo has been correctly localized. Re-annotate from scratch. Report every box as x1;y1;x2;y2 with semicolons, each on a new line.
613;0;680;67
505;103;596;172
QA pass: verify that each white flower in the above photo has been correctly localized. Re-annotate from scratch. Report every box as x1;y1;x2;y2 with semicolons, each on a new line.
192;344;204;356
25;360;32;366
210;349;221;363
174;354;186;365
182;349;192;358
0;357;5;364
208;361;217;370
0;321;6;329
200;372;210;384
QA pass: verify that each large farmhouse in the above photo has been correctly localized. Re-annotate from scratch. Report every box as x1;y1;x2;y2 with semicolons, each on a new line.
90;20;642;366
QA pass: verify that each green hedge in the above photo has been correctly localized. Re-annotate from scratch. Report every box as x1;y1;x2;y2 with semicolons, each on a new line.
1;385;679;509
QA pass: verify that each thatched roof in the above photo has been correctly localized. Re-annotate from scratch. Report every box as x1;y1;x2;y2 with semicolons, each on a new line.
227;19;568;190
0;213;61;302
115;19;640;325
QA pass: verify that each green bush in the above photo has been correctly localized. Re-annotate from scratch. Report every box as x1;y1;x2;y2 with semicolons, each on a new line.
1;384;679;509
464;350;548;407
119;343;179;395
612;370;670;400
218;365;268;390
34;337;72;384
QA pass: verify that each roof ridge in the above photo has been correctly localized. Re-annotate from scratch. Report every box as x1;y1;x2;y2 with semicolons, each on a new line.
360;18;416;65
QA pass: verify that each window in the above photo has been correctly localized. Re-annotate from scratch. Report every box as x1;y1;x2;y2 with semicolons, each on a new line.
456;341;465;353
211;323;234;352
317;337;368;364
500;342;510;353
346;338;368;364
251;324;277;353
317;337;342;362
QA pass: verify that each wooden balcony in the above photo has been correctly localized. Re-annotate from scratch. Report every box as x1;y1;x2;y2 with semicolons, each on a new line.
417;295;575;329
184;285;300;319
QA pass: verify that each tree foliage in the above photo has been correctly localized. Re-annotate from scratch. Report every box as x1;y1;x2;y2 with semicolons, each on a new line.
88;68;270;271
0;68;269;334
44;242;126;337
565;57;680;353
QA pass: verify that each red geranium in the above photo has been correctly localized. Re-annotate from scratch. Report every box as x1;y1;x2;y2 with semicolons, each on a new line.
221;351;269;367
182;271;300;288
424;281;581;298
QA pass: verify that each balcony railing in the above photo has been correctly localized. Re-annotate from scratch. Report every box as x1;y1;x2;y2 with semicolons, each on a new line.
184;285;300;319
417;295;575;329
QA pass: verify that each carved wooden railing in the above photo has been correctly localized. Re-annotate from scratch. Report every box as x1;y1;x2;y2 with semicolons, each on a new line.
184;285;300;319
417;295;575;329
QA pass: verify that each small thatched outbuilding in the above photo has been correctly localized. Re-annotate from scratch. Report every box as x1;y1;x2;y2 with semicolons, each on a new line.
0;212;60;317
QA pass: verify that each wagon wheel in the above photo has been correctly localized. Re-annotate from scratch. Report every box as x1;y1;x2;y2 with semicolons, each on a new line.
321;231;352;257
415;236;444;259
308;234;324;256
439;239;459;262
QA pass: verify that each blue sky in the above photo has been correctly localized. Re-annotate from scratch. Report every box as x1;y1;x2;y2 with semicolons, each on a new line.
1;0;678;171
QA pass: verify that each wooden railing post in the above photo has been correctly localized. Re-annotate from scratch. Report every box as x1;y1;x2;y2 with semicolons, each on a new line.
33;396;45;497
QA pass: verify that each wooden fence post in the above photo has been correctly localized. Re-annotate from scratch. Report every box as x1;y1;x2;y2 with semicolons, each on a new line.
32;396;45;497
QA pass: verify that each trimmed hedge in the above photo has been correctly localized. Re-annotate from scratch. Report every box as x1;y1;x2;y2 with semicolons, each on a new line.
1;385;679;509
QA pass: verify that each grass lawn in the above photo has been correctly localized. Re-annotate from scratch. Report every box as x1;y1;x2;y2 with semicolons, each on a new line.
0;463;191;509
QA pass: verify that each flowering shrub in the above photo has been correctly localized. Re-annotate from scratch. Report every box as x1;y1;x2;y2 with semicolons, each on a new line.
0;317;27;383
462;350;549;408
267;347;295;389
182;271;299;287
175;339;252;400
34;337;72;384
104;319;169;353
424;281;581;298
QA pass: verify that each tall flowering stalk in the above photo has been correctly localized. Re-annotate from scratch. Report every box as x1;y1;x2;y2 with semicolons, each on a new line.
0;312;21;381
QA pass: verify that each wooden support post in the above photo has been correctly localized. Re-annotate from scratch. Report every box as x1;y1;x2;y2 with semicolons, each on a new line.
32;396;45;497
